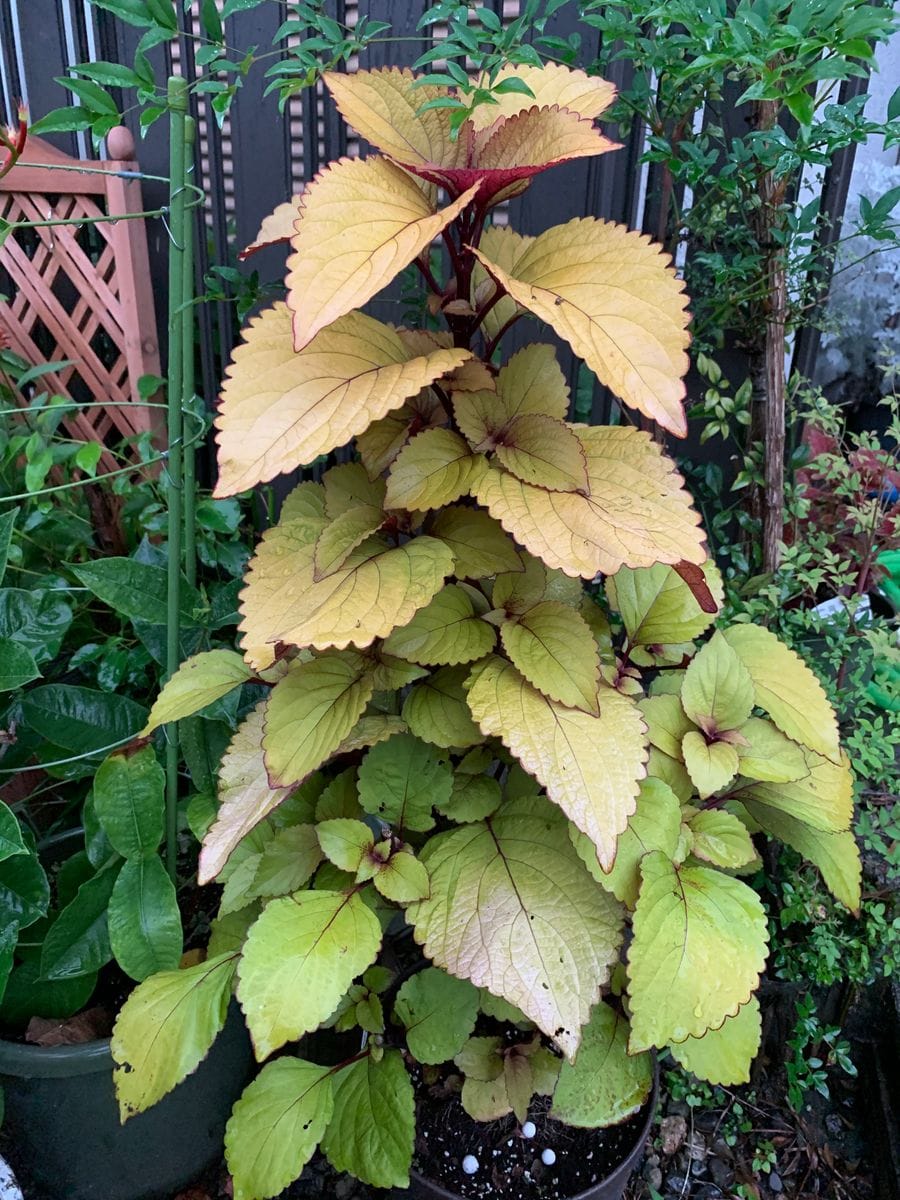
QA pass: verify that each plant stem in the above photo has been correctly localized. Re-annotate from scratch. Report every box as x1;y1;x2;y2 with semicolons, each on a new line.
165;76;188;884
182;115;198;590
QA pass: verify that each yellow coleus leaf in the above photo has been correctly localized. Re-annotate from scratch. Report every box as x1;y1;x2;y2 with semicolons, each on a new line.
475;104;619;175
142;649;252;735
474;425;705;578
627;852;768;1051
239;517;454;663
736;717;807;784
286;155;478;350
214;304;468;495
494;414;589;492
357;388;447;480
681;731;739;799
199;704;291;885
736;799;861;913
492;551;583;614
551;1001;652;1128
473;225;532;341
334;714;408;756
735;747;853;833
681;631;755;734
721;624;840;761
263;650;374;788
640;693;693;759
687;809;756;868
408;796;624;1060
324;68;461;174
239;192;304;259
472;219;691;435
383;584;496;666
313;504;384;580
669;997;761;1086
281;480;326;521
500;600;599;713
606;561;723;649
469;63;616;129
237;889;382;1059
429;505;523;579
452;343;569;447
466;655;646;870
402;664;485;749
384;428;487;511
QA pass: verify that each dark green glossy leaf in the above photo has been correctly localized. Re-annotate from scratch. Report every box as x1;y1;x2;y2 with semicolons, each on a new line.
0;959;97;1026
56;852;95;909
108;857;183;982
0;589;73;662
0;848;49;930
72;558;205;628
0;918;17;1004
93;746;165;859
20;685;148;755
0;801;27;862
40;862;121;980
0;638;40;691
180;716;232;795
0;507;18;585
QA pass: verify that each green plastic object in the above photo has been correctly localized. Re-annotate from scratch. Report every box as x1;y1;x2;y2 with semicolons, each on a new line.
868;550;900;713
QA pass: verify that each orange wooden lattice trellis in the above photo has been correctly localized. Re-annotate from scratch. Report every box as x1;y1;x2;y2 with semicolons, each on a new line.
0;128;163;467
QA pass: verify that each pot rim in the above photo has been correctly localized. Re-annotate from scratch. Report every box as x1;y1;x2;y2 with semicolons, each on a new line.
410;1065;659;1200
0;1035;113;1078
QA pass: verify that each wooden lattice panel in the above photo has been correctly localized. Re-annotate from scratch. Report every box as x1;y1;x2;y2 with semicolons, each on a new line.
0;131;163;466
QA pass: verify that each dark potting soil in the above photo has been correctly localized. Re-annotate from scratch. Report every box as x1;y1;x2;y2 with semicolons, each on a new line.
414;1087;647;1200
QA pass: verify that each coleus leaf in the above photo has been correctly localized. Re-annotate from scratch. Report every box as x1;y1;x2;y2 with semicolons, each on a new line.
238;192;304;260
142;649;252;735
199;705;291;885
313;505;384;580
237;889;382;1058
357;732;452;831
570;777;682;908
721;624;840;761
316;818;374;872
393;966;480;1064
468;63;616;129
214;304;468;495
466;655;646;870
225;1059;334;1200
493;552;583;615
408;796;624;1059
238;517;454;666
627;852;768;1051
402;664;485;749
551;1001;652;1127
606;561;723;650
429;505;524;579
383;584;495;666
669;997;761;1086
320;1051;415;1189
384;428;487;511
472;219;691;435
371;846;430;903
112;953;237;1120
474;425;705;579
686;809;756;868
736;717;807;784
494;414;589;492
323;462;386;517
735;747;853;833
500;600;600;713
357;387;448;480
681;731;739;799
472;225;531;341
286;155;478;350
680;631;754;735
263;651;374;788
452;345;570;448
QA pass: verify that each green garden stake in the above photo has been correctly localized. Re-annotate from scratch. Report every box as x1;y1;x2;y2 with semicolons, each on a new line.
182;114;198;591
165;76;188;883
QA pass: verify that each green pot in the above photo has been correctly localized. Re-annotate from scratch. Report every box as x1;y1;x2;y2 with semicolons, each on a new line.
0;1002;251;1200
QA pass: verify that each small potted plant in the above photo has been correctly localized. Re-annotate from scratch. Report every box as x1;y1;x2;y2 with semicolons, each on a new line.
107;63;859;1200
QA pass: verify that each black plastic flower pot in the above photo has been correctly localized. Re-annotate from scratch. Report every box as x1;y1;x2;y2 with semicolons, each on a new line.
0;1001;252;1200
403;1066;658;1200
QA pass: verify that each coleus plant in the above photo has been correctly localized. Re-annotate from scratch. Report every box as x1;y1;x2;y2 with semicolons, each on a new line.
106;64;859;1200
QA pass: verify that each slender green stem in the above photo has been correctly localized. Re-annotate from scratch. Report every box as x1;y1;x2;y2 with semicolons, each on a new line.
165;76;188;884
182;115;198;590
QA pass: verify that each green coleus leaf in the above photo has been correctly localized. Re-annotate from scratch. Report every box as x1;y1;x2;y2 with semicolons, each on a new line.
735;717;807;783
686;809;756;869
436;771;503;823
402;664;486;749
112;952;237;1120
606;561;722;648
245;824;323;899
408;796;624;1060
669;996;761;1086
736;747;852;832
317;818;374;872
321;1051;415;1189
570;777;682;908
680;631;754;735
141;649;252;734
237;890;382;1059
551;1000;652;1127
627;852;768;1052
225;1059;334;1200
93;745;165;859
500;599;600;714
107;856;183;982
357;732;452;831
371;847;431;903
382;584;496;666
394;966;480;1064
